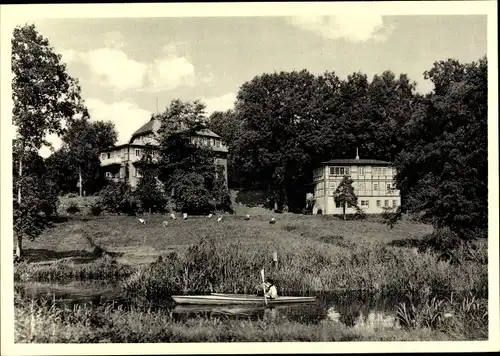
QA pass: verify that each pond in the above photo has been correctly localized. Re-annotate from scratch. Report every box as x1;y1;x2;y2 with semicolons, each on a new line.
18;281;404;329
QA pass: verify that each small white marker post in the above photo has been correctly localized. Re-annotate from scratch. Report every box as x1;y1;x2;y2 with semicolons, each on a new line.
261;268;268;306
272;251;278;270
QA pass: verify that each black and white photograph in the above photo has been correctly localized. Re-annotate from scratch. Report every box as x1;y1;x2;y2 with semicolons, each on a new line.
1;1;498;354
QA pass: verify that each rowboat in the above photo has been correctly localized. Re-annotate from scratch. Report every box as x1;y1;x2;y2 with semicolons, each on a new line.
171;293;316;305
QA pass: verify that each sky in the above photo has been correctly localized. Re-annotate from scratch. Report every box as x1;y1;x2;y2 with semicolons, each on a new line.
26;15;487;157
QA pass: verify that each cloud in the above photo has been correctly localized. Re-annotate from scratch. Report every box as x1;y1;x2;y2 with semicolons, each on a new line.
202;92;237;115
86;98;152;144
85;48;148;92
288;15;394;43
60;44;199;92
103;31;125;49
145;56;196;92
38;99;152;157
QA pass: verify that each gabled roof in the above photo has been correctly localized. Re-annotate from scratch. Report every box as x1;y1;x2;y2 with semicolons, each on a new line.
131;118;155;137
130;117;222;140
320;158;392;166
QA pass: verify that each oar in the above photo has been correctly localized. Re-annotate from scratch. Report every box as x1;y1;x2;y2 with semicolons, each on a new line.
260;268;268;306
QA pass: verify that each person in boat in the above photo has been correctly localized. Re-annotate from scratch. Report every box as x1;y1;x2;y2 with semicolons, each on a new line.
262;278;278;299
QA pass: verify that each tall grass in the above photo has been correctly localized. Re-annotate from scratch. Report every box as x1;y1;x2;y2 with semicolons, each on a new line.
15;297;468;343
15;255;134;283
395;292;488;339
121;234;487;302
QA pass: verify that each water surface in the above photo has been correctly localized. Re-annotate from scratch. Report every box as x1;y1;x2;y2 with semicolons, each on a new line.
18;281;404;329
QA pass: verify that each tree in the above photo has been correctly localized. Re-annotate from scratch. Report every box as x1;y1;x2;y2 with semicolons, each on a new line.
62;119;117;196
155;99;220;213
391;57;487;239
135;144;167;213
231;70;322;212
12;24;87;257
333;176;359;221
207;110;242;188
207;110;241;144
212;165;233;212
171;172;213;215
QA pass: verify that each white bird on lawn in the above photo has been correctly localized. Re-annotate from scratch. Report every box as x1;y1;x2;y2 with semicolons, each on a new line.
208;213;213;219
138;218;146;224
170;213;176;220
162;221;168;227
217;216;223;222
183;213;188;220
244;214;250;221
269;217;276;224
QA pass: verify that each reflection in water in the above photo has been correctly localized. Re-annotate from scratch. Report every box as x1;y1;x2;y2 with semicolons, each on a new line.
18;282;405;329
354;311;401;330
326;307;341;322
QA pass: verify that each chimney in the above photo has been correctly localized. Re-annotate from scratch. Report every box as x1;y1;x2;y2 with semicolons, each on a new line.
355;147;360;160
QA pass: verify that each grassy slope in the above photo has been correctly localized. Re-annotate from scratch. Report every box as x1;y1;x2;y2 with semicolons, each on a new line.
23;214;433;266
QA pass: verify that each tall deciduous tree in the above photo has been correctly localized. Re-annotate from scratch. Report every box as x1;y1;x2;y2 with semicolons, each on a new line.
61;119;117;196
231;70;321;212
392;57;487;239
155;99;231;214
207;110;242;188
12;24;87;257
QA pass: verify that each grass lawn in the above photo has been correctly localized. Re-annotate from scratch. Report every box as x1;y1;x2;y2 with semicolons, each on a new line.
22;213;433;266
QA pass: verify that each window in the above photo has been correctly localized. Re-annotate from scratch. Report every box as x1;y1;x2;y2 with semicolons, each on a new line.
393;200;398;207
387;183;392;190
101;153;106;160
358;167;364;174
358;182;365;191
376;200;381;207
105;172;112;178
361;200;369;208
135;149;142;157
330;183;336;195
384;200;389;207
373;183;379;190
329;166;350;176
107;152;111;159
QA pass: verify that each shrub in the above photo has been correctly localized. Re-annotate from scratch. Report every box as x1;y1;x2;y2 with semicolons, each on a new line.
99;182;138;215
171;173;214;215
65;193;78;198
89;201;103;216
66;201;80;215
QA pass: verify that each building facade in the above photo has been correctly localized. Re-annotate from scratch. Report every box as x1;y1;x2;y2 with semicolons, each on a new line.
311;155;401;215
99;116;229;188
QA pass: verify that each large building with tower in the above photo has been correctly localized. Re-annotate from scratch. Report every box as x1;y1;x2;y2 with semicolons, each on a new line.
99;116;228;188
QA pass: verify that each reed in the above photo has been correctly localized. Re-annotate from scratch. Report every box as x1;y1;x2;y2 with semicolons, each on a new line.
15;298;471;343
121;234;487;301
14;255;134;283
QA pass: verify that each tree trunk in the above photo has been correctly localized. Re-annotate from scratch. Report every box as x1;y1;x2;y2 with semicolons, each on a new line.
16;235;22;259
343;203;346;221
79;167;83;197
16;158;22;258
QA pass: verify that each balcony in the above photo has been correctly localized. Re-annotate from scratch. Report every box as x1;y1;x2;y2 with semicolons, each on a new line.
100;154;129;166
